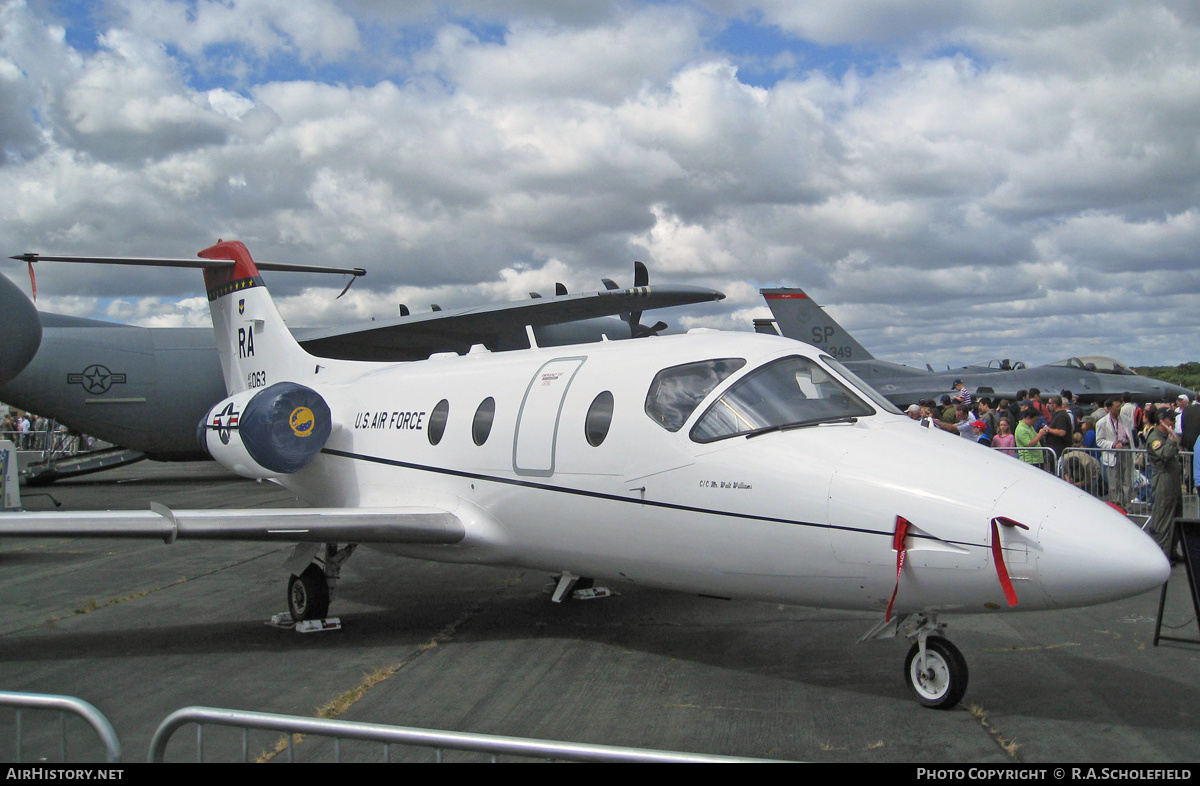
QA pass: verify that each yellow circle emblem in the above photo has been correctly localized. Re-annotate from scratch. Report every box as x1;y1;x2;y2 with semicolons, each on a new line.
289;406;316;437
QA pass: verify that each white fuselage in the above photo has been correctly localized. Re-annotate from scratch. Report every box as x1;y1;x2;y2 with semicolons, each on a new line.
275;331;1168;617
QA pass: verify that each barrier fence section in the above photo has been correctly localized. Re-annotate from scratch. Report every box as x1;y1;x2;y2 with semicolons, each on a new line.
990;444;1197;520
148;706;766;763
0;426;81;457
1;693;767;763
0;691;122;763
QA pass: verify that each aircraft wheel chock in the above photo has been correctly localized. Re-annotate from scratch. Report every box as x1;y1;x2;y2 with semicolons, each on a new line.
904;636;968;709
288;563;330;622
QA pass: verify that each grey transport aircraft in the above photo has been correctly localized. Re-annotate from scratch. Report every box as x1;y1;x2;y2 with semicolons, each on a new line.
0;274;40;388
0;256;722;479
758;288;1195;407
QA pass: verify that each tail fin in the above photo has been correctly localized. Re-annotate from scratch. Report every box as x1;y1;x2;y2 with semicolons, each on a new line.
199;240;319;396
761;288;874;362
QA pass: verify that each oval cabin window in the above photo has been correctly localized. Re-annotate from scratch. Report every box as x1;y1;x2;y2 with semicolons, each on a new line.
472;397;496;446
428;399;449;445
585;391;614;447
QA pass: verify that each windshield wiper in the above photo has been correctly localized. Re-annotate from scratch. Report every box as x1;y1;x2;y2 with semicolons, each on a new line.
745;416;858;439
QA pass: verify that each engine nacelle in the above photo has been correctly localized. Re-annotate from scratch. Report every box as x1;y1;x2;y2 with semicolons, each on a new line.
198;382;333;479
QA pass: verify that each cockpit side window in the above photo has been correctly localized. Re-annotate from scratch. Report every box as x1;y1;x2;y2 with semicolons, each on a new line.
691;355;875;443
644;358;746;432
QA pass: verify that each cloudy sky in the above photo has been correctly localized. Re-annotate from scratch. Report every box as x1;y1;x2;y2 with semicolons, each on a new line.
2;0;1198;368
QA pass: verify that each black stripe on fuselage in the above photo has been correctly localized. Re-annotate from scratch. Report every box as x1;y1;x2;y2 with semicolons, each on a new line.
319;447;982;548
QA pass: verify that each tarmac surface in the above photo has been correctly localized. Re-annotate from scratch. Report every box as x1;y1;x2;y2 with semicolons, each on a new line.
2;460;1200;764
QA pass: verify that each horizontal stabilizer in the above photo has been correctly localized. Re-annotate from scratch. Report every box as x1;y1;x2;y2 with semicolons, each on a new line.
11;253;365;279
0;506;464;545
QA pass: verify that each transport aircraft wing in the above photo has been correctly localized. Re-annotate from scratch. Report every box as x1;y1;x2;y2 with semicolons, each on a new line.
294;283;725;360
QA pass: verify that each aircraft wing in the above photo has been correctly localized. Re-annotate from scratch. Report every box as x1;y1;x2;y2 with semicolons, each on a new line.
0;506;464;544
294;285;725;360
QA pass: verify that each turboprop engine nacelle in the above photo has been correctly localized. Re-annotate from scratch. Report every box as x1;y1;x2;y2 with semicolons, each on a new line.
198;382;333;479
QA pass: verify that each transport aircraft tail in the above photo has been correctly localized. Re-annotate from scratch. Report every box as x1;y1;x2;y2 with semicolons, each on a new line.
761;288;875;363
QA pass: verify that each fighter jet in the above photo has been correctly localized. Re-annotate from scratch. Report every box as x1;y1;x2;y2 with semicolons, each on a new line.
0;258;722;479
0;241;1170;709
758;288;1195;407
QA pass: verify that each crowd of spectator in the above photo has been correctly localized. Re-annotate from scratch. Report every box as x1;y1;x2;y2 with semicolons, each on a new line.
2;408;86;453
904;384;1198;561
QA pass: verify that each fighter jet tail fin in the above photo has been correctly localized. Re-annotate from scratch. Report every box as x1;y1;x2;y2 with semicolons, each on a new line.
761;288;874;362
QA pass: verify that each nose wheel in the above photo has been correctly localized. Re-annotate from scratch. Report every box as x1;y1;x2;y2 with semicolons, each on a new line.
904;635;968;709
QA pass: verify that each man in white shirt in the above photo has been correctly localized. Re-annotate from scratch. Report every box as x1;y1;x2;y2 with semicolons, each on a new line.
1095;399;1135;507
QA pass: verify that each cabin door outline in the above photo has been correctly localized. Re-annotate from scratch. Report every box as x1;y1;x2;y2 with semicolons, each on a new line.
513;356;587;477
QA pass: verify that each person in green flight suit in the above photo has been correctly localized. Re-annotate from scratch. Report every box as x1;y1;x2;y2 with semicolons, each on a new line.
1146;409;1182;560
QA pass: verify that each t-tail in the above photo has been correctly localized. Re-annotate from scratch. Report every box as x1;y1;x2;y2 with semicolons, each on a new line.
761;288;874;362
199;239;322;396
195;240;361;478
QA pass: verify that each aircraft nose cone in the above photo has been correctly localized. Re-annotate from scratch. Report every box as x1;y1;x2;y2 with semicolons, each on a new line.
1033;499;1170;608
0;274;41;387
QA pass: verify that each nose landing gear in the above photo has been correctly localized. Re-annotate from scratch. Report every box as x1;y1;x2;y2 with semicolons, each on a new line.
860;611;970;709
905;635;968;709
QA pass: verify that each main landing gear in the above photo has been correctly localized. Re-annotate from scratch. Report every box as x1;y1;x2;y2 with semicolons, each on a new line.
288;564;330;621
287;543;356;622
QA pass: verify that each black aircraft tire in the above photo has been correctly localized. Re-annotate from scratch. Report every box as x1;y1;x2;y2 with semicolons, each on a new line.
904;636;968;709
288;564;330;622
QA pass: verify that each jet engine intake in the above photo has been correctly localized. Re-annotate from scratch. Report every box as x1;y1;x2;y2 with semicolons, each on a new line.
198;382;332;478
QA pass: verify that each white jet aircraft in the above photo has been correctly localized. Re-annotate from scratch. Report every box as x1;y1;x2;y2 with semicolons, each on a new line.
1;241;1170;709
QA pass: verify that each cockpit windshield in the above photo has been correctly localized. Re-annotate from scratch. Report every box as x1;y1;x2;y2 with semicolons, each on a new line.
690;355;877;443
1046;356;1136;376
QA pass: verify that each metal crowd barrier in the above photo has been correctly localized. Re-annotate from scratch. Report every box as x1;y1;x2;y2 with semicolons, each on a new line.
148;706;764;763
0;691;122;763
0;426;81;457
989;443;1197;520
1;693;765;763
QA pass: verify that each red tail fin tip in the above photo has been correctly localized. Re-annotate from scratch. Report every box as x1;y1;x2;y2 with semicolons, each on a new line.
198;240;262;299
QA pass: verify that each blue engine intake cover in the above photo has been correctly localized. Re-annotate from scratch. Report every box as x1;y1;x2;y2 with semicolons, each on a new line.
239;382;332;474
